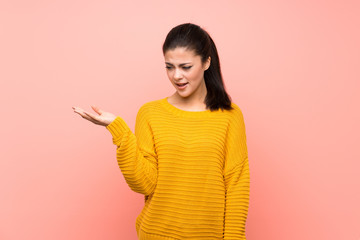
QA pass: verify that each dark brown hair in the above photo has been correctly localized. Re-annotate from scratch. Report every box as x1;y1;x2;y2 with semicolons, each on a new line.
162;23;233;111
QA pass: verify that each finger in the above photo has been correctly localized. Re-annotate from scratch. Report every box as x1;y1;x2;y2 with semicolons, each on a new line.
73;106;86;113
83;112;103;125
83;111;100;121
91;105;103;115
73;107;101;125
75;111;91;121
92;106;103;116
84;116;98;124
73;108;86;116
73;109;83;116
73;108;92;120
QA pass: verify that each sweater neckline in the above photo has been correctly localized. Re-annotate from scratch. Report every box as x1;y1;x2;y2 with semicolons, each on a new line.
160;97;219;118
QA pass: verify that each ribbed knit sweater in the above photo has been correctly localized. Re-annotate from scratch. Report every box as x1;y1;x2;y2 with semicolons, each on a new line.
106;97;250;240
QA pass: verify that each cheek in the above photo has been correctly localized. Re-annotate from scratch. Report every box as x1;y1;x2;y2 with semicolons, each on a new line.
187;69;203;81
166;71;172;79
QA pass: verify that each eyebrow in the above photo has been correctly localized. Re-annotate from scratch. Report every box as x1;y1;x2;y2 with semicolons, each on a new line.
165;62;192;66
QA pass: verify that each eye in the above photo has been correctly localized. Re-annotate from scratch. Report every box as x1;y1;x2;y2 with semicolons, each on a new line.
165;65;192;70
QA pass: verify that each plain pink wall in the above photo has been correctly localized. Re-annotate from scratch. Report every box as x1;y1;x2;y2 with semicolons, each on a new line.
1;0;359;239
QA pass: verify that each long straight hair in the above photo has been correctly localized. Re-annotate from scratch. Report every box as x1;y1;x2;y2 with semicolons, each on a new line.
162;23;234;111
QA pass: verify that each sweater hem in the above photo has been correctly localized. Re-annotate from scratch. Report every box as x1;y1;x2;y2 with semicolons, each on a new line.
137;228;179;240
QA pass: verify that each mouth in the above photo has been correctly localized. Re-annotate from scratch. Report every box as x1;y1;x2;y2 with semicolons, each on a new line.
175;82;189;90
175;82;189;87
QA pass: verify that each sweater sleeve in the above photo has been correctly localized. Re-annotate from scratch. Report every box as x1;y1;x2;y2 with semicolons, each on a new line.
105;105;158;196
223;106;250;240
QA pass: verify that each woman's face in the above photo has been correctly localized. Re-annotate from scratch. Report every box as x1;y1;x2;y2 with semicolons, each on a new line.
164;47;210;99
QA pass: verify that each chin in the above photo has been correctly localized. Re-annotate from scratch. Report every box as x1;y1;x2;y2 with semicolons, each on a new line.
177;91;192;98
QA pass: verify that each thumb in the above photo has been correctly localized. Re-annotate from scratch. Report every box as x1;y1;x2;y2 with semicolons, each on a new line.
91;105;103;115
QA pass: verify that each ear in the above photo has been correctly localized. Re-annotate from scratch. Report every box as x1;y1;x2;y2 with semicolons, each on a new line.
204;56;211;71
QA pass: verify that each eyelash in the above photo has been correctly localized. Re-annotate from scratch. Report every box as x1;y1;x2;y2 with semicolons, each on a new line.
165;66;192;70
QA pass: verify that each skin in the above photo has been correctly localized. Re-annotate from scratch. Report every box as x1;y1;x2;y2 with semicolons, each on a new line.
164;47;210;111
72;47;211;126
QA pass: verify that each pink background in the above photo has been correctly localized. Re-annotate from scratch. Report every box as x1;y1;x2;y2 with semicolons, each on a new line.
1;1;359;239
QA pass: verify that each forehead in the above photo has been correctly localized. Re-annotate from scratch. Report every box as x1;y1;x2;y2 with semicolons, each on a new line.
164;47;200;63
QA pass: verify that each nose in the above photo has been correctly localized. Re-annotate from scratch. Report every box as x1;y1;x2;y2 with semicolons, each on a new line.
174;68;183;80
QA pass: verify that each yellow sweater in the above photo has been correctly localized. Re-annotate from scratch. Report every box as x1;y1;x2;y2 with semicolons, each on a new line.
106;97;250;240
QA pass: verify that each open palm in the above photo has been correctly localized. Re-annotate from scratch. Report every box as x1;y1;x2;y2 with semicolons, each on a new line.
72;105;116;126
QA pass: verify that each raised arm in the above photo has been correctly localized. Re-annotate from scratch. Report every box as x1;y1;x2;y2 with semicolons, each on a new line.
106;105;158;196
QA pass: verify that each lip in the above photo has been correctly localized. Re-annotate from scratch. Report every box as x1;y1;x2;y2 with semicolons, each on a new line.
175;82;189;90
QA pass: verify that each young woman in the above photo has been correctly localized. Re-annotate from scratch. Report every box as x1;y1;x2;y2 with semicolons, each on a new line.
73;23;250;240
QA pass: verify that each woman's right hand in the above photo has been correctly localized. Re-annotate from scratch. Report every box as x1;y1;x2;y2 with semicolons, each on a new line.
72;105;117;126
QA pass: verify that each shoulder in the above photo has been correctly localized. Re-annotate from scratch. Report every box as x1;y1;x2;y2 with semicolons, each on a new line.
139;98;163;110
223;102;246;133
227;102;245;120
137;98;164;117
